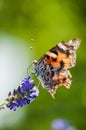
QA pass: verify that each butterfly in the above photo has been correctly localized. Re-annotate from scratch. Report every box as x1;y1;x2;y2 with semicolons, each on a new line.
33;38;80;98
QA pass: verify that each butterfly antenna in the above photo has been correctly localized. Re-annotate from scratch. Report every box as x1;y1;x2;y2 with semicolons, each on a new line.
27;62;33;75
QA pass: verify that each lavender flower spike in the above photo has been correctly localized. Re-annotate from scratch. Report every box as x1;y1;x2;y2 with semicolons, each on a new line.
0;76;39;111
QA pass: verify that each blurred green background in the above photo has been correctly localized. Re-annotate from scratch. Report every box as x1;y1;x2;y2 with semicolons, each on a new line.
0;0;86;130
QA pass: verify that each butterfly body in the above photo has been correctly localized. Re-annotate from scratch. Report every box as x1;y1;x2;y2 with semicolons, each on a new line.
33;39;80;97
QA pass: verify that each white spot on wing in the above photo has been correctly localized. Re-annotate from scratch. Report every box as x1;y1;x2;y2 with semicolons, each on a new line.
46;51;57;58
58;43;68;51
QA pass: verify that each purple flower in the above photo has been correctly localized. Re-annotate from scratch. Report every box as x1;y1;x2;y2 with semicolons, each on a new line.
51;119;78;130
0;76;39;111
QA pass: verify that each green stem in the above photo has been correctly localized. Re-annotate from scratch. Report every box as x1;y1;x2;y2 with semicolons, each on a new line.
0;102;7;109
0;102;5;107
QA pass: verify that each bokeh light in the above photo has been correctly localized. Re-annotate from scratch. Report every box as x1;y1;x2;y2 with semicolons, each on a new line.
0;34;32;128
